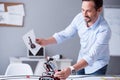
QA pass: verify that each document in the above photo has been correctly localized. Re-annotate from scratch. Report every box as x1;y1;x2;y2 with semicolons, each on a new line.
0;12;9;24
6;4;25;26
7;14;23;25
0;4;5;12
7;4;25;16
23;30;41;55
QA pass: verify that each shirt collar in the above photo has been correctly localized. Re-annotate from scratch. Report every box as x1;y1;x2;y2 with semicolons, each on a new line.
86;15;101;30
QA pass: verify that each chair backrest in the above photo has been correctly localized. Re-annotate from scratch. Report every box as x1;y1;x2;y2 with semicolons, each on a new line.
34;59;46;76
5;63;33;76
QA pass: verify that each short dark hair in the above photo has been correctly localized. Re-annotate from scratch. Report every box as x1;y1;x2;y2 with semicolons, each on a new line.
82;0;103;10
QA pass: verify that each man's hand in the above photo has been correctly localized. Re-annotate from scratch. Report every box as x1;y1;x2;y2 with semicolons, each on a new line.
54;67;71;80
36;38;48;46
36;37;57;46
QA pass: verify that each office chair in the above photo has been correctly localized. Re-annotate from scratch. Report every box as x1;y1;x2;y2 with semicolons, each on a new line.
5;63;33;76
34;59;46;76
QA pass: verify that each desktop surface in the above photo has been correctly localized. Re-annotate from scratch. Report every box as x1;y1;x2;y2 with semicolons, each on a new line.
0;75;120;80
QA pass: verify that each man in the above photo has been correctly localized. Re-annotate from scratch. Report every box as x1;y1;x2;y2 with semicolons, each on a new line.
36;0;111;79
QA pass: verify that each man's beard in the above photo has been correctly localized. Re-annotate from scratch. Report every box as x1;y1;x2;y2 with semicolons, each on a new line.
84;16;91;27
84;16;91;23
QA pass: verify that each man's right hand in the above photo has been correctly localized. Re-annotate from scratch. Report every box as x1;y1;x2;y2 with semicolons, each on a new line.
36;38;48;46
36;37;57;46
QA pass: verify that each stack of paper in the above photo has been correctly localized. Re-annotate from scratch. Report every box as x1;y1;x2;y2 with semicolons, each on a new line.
0;3;25;26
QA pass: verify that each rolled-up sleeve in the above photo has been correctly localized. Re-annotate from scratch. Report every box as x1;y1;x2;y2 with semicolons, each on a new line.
53;26;77;44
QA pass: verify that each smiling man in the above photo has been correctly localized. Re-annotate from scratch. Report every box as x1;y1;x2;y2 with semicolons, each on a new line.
36;0;111;79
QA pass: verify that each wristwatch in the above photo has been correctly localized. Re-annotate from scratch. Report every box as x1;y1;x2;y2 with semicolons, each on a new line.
69;66;75;73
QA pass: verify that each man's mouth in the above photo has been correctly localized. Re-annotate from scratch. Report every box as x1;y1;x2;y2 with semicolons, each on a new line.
84;16;91;23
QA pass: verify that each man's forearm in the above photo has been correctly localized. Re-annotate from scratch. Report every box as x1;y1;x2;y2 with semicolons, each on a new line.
73;59;88;71
46;37;57;45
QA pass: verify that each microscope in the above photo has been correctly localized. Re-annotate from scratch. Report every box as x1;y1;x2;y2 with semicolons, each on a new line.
39;57;60;80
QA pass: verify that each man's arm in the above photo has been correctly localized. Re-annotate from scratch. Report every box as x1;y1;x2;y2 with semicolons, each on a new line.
36;37;57;46
73;59;88;71
54;59;88;79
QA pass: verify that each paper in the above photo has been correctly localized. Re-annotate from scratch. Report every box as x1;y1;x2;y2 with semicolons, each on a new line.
0;12;23;25
7;14;23;25
23;30;41;55
0;12;9;24
7;4;25;16
0;4;5;12
6;4;25;26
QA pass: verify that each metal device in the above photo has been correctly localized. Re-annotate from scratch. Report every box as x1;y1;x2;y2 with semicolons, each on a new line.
39;57;60;80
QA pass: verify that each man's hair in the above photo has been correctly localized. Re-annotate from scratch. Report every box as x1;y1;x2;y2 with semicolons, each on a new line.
82;0;103;10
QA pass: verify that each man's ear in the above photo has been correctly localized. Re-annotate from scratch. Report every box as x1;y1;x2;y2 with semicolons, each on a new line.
97;7;102;13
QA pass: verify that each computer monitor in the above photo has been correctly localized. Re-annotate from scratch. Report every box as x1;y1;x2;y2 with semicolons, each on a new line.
27;47;45;58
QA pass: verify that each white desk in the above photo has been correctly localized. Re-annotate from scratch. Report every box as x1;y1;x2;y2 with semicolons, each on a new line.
10;57;72;70
1;75;120;80
67;75;120;80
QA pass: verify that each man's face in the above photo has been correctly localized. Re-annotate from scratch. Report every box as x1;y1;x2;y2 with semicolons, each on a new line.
82;1;100;24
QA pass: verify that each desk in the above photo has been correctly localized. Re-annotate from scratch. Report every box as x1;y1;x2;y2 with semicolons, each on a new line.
10;57;72;70
67;75;120;80
0;75;120;80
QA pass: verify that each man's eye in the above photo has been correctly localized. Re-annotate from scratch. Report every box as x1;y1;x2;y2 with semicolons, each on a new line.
88;10;92;12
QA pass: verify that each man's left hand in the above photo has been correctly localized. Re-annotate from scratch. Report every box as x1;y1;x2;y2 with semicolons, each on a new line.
54;67;71;80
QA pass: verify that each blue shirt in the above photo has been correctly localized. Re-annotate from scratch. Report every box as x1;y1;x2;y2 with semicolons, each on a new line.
53;13;111;74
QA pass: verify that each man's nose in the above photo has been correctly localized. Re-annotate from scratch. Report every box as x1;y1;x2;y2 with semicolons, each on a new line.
83;11;87;17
